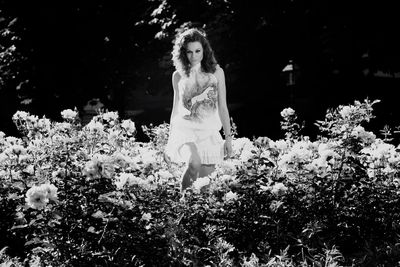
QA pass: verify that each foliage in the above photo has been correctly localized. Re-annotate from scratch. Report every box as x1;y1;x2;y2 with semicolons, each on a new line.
0;12;31;105
1;99;400;266
0;14;21;87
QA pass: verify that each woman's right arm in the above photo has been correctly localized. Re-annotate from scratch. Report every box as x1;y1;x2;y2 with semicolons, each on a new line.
169;70;181;129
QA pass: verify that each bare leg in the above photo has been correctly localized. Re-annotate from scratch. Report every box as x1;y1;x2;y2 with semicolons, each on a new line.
199;164;215;178
198;164;215;193
179;143;202;192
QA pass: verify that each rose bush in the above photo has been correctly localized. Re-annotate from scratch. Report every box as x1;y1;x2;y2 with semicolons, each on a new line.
1;99;400;266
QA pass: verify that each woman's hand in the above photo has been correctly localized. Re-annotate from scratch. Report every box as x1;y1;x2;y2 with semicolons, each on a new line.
224;138;233;159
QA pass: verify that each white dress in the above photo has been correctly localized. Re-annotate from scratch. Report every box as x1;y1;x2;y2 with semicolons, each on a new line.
164;63;224;164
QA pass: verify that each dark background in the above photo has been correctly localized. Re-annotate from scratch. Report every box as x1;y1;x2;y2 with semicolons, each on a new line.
1;0;400;141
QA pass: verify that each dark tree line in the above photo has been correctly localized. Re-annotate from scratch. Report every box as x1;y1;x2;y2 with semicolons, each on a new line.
1;0;399;138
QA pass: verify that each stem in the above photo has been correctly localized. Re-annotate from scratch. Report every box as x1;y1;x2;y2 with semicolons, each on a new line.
9;165;13;181
98;206;116;245
332;149;346;208
64;144;70;179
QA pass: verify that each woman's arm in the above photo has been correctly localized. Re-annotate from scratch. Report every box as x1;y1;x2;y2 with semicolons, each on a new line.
215;65;232;141
169;70;181;129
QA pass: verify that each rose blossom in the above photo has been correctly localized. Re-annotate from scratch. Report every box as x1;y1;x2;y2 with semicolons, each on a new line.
61;109;78;120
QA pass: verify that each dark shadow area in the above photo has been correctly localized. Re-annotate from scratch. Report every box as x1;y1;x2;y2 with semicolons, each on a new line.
1;1;400;142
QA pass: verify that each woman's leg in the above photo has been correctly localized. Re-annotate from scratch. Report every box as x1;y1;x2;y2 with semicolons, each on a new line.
199;164;215;178
198;164;215;193
179;142;202;191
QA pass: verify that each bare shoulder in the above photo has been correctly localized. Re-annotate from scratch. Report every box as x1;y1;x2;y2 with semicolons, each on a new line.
214;64;225;79
172;70;181;81
172;70;181;87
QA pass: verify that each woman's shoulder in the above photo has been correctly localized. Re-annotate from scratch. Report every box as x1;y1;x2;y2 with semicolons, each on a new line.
172;70;182;82
213;64;224;78
172;70;182;78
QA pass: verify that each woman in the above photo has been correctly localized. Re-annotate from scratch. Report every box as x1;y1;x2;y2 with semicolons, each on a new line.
164;28;233;192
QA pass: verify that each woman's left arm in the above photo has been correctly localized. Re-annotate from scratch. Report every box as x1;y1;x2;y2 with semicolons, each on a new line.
215;66;232;142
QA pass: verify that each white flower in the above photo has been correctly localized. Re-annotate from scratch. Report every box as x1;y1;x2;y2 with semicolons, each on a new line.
388;153;400;165
40;183;58;201
317;143;339;166
138;147;158;166
382;166;395;175
232;137;256;162
274;139;288;151
270;183;288;196
12;111;29;121
224;191;238;202
308;158;329;172
156;169;173;180
37;118;51;131
280;107;295;118
367;169;375;178
61;109;78;120
339;106;354;119
86;120;104;133
147;174;156;182
277;140;314;173
116;173;150;190
5;136;21;145
141;212;152;221
127;175;150;189
291;140;314;159
92;210;107;219
277;153;293;173
112;151;138;169
317;143;330;155
219;174;239;186
83;160;100;178
193;177;210;191
53;122;72;133
351;126;376;144
220;174;234;182
26;115;39;124
102;111;119;122
216;159;239;175
8;144;26;156
83;154;114;179
108;129;120;140
52;168;65;178
115;173;134;189
361;139;395;160
121;119;136;135
0;153;8;163
0;170;8;179
260;150;271;159
25;184;58;210
270;200;284;212
24;165;35;175
26;186;49;209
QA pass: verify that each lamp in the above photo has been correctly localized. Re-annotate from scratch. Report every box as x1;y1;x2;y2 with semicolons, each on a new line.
282;60;296;86
282;59;299;106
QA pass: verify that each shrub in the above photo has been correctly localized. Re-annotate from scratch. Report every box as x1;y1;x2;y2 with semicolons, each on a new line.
1;99;400;266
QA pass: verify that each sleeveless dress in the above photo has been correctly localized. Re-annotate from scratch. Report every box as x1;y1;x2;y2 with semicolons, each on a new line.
165;63;224;164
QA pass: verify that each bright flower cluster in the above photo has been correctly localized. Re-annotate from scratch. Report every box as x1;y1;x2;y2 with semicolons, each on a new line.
25;183;58;209
1;98;399;266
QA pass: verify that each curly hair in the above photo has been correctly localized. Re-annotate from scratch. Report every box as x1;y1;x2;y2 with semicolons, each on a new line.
171;28;218;77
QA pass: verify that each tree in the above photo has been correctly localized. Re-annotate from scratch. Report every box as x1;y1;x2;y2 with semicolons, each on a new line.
0;9;29;135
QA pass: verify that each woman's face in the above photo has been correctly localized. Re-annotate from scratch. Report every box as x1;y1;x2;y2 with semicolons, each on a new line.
185;41;203;66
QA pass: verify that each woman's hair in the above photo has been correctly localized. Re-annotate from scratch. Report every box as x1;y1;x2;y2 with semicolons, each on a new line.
171;28;218;76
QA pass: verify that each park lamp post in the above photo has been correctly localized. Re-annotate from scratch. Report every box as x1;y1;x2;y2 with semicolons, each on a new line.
282;59;298;107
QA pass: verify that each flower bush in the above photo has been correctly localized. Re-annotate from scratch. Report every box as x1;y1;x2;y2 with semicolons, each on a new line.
1;99;400;266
